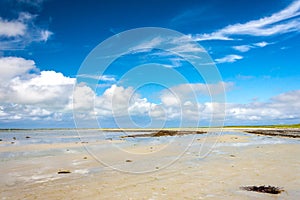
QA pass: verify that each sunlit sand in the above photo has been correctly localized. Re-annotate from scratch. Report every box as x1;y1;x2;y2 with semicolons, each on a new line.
1;129;300;199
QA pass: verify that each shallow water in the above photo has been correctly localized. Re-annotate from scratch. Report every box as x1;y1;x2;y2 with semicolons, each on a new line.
1;129;300;199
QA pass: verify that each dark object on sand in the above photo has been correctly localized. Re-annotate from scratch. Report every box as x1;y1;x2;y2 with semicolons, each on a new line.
57;170;71;174
13;137;16;140
245;129;300;138
25;136;30;139
125;160;133;162
121;130;206;138
241;185;284;194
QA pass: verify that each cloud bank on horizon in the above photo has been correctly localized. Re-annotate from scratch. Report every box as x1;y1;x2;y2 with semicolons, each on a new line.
0;0;300;128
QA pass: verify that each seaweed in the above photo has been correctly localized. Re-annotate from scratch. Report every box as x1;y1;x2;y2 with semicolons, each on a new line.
241;185;284;194
121;130;206;138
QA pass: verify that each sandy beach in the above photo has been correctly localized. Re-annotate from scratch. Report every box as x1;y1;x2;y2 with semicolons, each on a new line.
1;128;300;199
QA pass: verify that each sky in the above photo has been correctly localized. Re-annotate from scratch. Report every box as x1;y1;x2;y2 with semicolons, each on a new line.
0;0;300;128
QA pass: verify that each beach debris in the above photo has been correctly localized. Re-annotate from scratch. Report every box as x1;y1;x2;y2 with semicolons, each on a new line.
125;159;133;162
83;156;87;159
240;185;284;194
57;170;71;174
121;130;207;138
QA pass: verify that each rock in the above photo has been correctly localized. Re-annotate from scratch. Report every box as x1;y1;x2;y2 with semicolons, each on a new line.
57;170;71;174
25;136;30;139
13;137;16;140
83;157;87;159
125;160;133;162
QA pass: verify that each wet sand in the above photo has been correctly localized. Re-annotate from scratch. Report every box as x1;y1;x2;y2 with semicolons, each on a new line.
1;129;300;199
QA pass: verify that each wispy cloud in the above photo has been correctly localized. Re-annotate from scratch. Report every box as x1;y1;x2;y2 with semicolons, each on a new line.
215;54;243;63
77;74;116;82
194;0;300;40
232;45;252;52
0;17;26;37
0;12;53;50
254;41;269;47
233;41;271;52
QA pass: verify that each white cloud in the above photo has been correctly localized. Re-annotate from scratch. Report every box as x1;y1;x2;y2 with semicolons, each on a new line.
129;37;164;53
232;45;252;52
77;74;116;82
73;83;95;111
0;57;75;111
215;55;243;63
1;71;75;107
0;17;26;37
192;34;233;41
254;41;269;47
0;56;36;83
40;30;53;42
226;90;300;123
195;0;300;40
233;41;270;52
0;12;53;50
1;57;299;126
160;82;233;110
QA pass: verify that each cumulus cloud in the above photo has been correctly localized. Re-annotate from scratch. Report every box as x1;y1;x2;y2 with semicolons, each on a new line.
0;57;75;109
0;56;36;82
1;56;299;127
215;54;243;63
226;90;300;123
0;57;76;124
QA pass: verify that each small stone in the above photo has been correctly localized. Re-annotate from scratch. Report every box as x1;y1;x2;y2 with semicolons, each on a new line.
125;160;132;162
25;136;30;139
13;137;16;140
83;157;87;159
58;170;71;174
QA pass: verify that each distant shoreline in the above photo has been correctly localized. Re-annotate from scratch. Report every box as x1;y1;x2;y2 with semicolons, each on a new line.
1;124;299;131
1;125;300;138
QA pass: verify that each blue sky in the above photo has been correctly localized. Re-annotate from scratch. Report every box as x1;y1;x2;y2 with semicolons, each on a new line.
0;0;300;128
